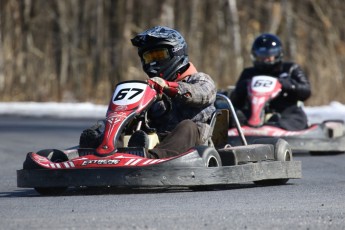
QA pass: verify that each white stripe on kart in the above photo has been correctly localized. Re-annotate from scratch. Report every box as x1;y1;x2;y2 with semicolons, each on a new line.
142;159;153;165
130;159;142;166
125;159;136;165
149;159;160;164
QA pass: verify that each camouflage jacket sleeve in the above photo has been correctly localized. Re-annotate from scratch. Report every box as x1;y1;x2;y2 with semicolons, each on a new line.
176;72;217;107
176;72;217;144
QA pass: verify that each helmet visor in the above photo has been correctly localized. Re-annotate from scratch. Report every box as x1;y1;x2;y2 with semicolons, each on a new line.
254;55;276;64
252;46;281;65
142;48;170;64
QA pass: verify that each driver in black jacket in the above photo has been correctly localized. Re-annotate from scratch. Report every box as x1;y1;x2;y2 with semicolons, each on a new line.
230;33;311;131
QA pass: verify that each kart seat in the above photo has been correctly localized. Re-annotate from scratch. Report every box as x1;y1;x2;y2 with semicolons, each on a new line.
207;109;229;148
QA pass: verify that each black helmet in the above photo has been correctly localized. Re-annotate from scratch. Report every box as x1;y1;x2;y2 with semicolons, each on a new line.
131;26;189;81
251;33;283;71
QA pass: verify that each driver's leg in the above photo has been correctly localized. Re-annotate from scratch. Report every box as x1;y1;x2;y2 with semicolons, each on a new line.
148;119;201;159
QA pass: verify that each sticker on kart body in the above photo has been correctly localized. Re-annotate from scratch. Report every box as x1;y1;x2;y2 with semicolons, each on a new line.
106;112;127;125
112;82;146;105
81;159;120;166
251;75;278;93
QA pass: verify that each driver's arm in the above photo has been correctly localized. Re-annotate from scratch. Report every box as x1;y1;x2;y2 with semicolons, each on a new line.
176;72;216;107
230;70;250;109
287;64;311;101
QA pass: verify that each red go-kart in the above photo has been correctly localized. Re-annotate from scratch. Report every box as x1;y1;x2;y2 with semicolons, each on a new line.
17;80;301;195
222;75;345;154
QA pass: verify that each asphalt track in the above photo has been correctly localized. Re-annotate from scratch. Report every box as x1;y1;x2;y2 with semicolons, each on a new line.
1;116;345;230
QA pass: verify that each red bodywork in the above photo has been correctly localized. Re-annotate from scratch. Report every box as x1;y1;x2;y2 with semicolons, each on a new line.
229;75;317;137
97;81;157;155
228;124;319;137
26;81;182;169
247;75;282;127
29;151;169;169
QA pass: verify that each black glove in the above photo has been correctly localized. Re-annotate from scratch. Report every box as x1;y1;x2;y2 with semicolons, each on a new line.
279;78;295;91
148;95;172;119
148;101;168;119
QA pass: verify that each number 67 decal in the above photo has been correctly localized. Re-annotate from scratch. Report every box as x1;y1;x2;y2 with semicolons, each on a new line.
113;88;143;101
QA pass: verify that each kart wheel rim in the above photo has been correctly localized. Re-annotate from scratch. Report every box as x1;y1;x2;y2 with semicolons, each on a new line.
207;156;220;167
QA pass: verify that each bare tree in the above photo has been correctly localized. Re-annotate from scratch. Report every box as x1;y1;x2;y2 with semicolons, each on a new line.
1;0;345;105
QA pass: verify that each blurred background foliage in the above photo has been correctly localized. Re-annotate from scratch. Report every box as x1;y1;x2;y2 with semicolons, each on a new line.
1;0;345;105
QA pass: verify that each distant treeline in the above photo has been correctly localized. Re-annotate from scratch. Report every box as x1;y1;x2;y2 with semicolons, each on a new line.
1;0;344;105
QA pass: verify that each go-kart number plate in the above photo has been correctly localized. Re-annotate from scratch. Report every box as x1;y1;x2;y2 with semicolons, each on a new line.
251;75;278;93
112;82;146;105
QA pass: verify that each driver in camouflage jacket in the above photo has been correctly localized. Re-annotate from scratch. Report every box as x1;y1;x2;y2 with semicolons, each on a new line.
80;26;216;159
132;26;216;159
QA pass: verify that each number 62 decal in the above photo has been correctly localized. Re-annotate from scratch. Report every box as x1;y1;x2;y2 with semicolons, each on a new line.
251;76;278;93
253;79;273;88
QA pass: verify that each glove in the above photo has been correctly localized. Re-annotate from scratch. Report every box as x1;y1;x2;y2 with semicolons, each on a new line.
148;101;168;119
147;77;179;97
279;77;295;91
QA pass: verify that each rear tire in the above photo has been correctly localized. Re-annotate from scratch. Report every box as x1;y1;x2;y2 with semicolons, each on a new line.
310;151;343;156
253;138;292;186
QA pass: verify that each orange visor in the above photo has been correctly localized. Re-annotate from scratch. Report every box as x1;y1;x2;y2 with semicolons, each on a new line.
142;48;170;64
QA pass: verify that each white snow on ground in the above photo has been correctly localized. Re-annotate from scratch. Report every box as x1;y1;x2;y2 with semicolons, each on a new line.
304;101;345;124
0;102;107;119
0;101;344;123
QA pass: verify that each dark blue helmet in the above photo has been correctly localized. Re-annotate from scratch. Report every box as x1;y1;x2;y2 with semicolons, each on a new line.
131;26;189;81
251;33;283;71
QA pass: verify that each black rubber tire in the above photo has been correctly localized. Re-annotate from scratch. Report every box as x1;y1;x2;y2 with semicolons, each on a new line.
34;187;67;196
310;151;343;156
195;146;222;167
252;138;292;186
23;149;69;170
23;149;68;195
23;149;68;169
190;146;222;191
37;149;69;162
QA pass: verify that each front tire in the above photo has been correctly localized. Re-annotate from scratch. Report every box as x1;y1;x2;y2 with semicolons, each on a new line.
23;149;68;195
34;187;67;196
190;146;222;191
23;149;69;170
195;146;222;167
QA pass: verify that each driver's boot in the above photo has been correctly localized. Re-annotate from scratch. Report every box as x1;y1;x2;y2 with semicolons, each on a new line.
79;120;105;148
128;130;150;157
